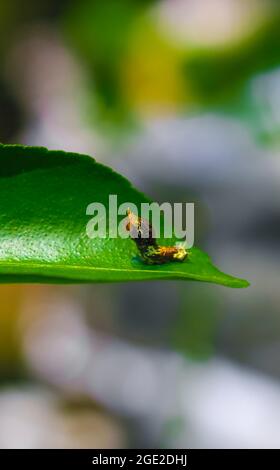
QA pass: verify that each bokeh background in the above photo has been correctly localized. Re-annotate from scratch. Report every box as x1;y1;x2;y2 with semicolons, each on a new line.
0;0;280;448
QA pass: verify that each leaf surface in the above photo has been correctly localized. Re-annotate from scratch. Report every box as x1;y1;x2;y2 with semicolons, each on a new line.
0;144;249;287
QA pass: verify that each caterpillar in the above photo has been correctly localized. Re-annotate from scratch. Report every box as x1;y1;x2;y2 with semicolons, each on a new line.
126;208;187;265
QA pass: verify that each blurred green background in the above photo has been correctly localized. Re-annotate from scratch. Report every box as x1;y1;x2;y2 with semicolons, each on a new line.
0;0;280;448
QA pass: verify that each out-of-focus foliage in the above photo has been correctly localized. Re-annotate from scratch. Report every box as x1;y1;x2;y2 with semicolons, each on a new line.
1;0;280;138
0;286;26;380
63;0;155;129
172;285;223;359
61;0;280;135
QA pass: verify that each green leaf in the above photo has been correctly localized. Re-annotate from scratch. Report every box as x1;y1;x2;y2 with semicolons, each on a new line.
0;144;249;287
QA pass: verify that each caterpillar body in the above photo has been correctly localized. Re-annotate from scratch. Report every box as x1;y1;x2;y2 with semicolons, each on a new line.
126;208;187;265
